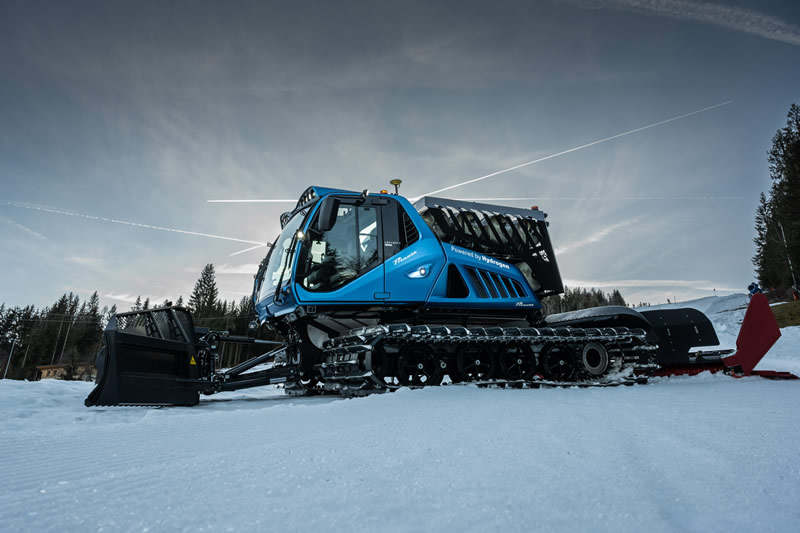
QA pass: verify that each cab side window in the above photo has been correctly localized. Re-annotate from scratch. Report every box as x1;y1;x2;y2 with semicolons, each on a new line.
381;199;419;260
302;203;382;292
358;206;379;269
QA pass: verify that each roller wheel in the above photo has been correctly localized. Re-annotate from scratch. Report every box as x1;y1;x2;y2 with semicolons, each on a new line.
298;374;319;388
540;343;576;381
498;345;536;381
371;346;400;386
581;342;609;376
285;374;319;396
455;345;497;381
396;345;443;387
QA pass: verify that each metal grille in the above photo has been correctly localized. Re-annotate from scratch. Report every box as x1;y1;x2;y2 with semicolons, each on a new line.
414;196;564;297
463;267;527;299
425;205;550;261
402;211;419;245
113;307;194;342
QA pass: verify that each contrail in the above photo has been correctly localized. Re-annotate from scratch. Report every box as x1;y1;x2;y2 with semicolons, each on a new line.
229;243;270;257
212;195;746;205
189;101;734;255
450;195;746;201
414;100;734;199
207;199;295;203
1;201;269;246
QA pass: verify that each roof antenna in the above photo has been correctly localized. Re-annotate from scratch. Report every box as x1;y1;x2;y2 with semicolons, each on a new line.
390;179;402;195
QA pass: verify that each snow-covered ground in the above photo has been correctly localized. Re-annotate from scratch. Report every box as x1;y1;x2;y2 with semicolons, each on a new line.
1;295;798;532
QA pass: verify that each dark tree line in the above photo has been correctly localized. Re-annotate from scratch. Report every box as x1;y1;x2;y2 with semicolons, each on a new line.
753;103;800;297
0;292;108;381
0;263;261;381
542;286;626;314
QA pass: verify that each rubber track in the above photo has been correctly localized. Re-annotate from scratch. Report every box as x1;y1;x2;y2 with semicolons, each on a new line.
317;324;657;395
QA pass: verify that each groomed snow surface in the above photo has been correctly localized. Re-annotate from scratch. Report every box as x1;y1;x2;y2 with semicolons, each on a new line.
2;295;799;532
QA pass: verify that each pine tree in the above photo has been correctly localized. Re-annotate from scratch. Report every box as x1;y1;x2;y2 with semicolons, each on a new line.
75;292;103;369
609;289;626;306
753;191;770;277
188;264;219;319
102;304;117;330
754;103;800;293
752;191;784;288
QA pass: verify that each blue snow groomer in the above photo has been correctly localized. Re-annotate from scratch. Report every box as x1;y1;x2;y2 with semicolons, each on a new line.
88;186;753;407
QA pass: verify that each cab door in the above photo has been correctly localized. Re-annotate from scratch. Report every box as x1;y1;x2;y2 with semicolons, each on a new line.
381;199;443;305
294;197;387;304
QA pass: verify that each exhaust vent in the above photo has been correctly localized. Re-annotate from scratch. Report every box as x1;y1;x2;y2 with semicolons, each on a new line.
464;267;528;299
446;264;469;298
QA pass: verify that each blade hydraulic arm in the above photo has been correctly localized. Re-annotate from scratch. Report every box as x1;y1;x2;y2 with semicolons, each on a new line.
85;307;296;407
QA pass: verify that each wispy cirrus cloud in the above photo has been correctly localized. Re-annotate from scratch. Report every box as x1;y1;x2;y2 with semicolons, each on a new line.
564;278;740;292
102;292;168;305
555;217;640;255
66;256;102;268
215;263;259;275
567;0;800;46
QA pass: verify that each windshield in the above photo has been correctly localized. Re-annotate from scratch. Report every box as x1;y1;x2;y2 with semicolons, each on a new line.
258;210;307;301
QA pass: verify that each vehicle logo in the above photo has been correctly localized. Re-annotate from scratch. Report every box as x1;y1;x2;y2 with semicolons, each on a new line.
392;250;418;266
449;245;510;270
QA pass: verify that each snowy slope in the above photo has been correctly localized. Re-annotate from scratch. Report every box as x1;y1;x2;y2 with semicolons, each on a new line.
1;296;799;532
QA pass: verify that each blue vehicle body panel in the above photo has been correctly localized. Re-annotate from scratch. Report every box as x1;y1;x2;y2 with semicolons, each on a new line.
426;244;542;311
253;188;542;320
294;265;386;304
382;236;446;305
255;285;298;322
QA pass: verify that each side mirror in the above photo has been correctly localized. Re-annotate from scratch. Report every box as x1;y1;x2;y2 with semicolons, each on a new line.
316;197;339;233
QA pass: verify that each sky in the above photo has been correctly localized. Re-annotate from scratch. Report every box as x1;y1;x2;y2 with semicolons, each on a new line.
1;0;799;311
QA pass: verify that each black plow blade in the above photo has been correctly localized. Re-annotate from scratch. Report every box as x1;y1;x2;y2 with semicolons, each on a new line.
640;307;721;366
85;308;204;407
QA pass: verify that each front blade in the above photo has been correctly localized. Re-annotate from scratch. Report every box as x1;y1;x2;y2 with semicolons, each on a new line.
85;308;203;407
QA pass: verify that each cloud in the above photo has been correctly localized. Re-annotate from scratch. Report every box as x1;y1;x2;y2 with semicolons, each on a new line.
66;256;102;268
102;292;168;305
102;292;142;304
568;0;800;46
555;217;640;255
563;278;740;292
215;263;259;275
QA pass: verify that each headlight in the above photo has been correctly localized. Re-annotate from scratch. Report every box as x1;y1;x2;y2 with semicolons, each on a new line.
406;264;432;278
